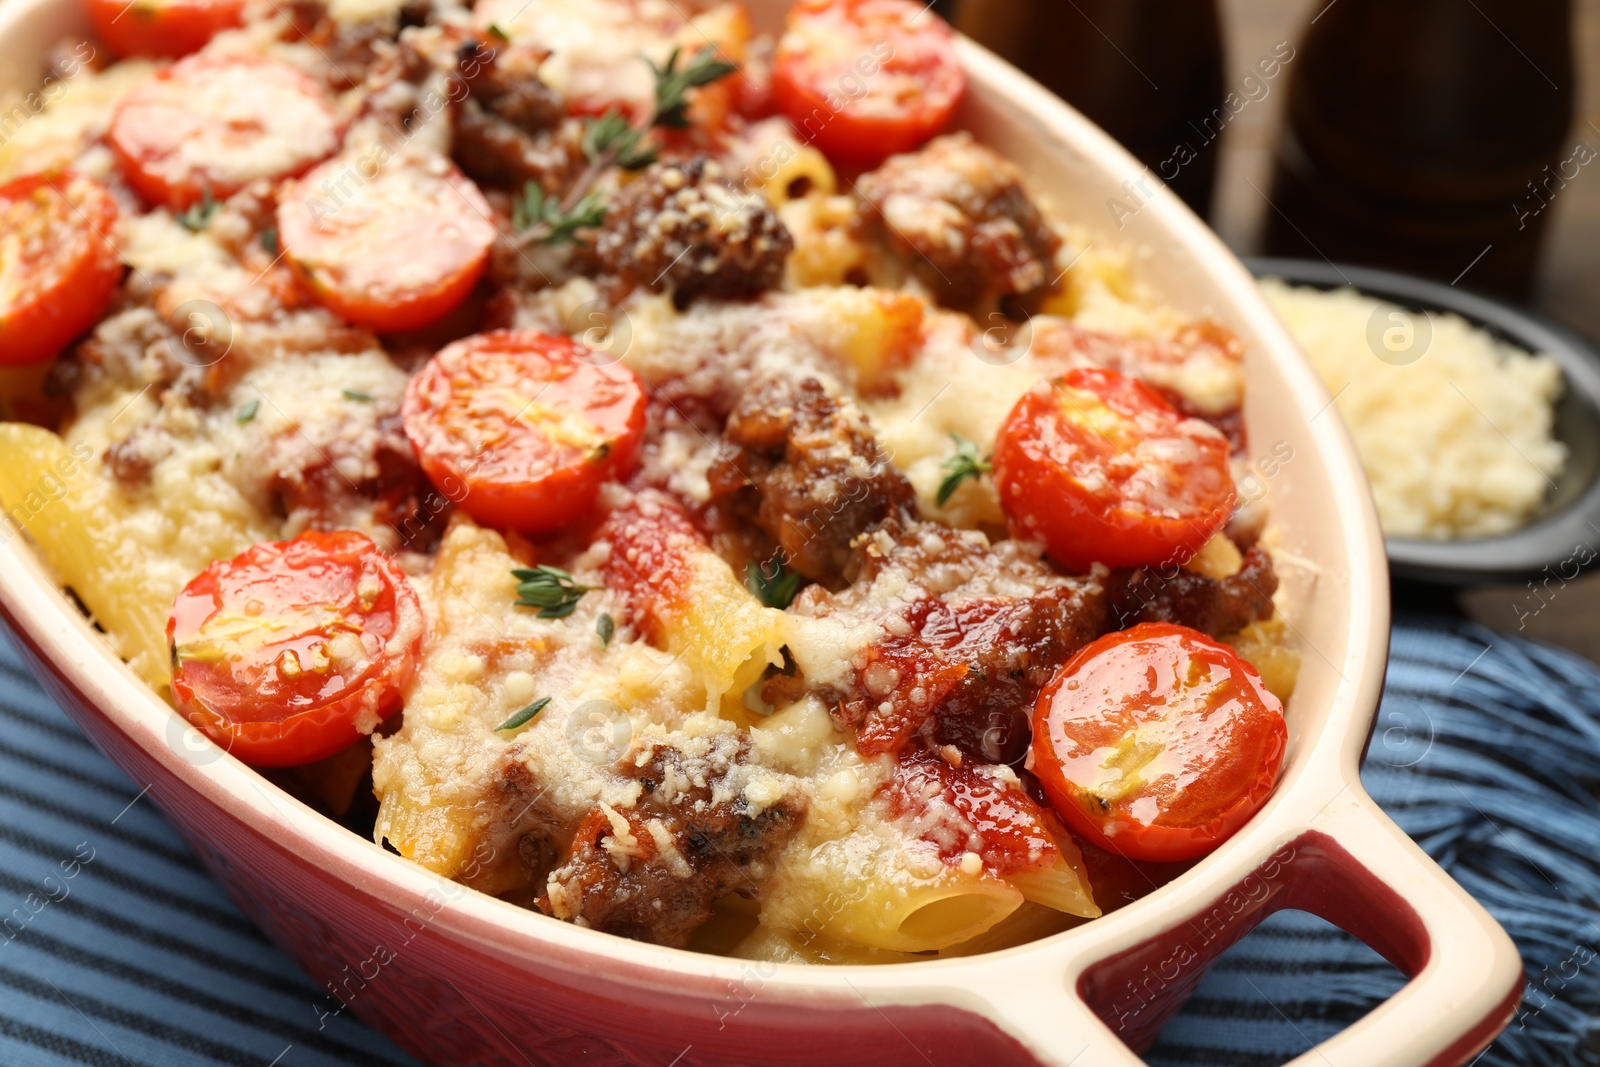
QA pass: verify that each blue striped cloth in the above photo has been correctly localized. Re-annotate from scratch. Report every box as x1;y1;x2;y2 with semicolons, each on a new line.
1;617;1596;1067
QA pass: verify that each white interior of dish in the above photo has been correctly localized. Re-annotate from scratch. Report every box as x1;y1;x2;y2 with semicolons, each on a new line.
0;0;1389;1015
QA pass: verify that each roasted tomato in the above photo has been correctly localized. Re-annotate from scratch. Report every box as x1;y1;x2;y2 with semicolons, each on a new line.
992;368;1236;572
108;54;342;211
1031;622;1286;863
168;531;424;767
402;331;648;534
886;751;1060;876
772;0;965;167
277;153;497;333
0;173;122;366
86;0;246;57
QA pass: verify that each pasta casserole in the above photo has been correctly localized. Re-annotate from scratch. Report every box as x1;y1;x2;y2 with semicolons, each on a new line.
0;0;1299;961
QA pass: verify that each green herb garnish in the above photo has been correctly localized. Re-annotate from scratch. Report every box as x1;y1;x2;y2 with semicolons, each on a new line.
648;45;739;129
746;559;801;610
512;181;606;245
177;189;220;232
236;399;260;424
583;109;658;171
342;389;374;402
259;226;278;255
597;612;615;647
936;433;993;506
496;696;551;731
513;565;597;619
485;22;510;42
516;47;736;247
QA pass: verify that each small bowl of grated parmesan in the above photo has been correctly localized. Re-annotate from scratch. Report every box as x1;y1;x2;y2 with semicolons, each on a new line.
1248;258;1600;584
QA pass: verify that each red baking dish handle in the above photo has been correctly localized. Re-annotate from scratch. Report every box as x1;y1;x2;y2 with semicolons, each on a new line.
965;785;1524;1067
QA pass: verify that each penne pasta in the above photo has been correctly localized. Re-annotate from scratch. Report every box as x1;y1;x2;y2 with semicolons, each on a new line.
0;421;265;692
601;497;786;715
1007;859;1100;919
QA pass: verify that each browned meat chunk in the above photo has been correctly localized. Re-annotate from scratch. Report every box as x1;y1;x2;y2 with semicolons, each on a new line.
541;742;805;947
708;376;914;586
580;157;793;304
456;40;563;133
449;41;586;191
104;423;176;484
787;519;1107;763
839;586;1108;762
282;0;393;88
1107;545;1278;637
855;132;1060;311
259;410;448;550
453;110;586;192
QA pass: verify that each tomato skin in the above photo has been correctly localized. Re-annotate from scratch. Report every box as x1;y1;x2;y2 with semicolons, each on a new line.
992;368;1236;573
167;531;423;767
86;0;245;57
1031;622;1286;863
772;0;965;167
402;332;648;535
599;497;705;646
109;55;342;211
0;173;122;366
277;154;497;333
886;751;1061;876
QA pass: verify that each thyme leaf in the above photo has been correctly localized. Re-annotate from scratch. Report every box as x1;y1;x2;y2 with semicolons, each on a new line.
936;433;993;506
496;696;551;731
746;558;801;610
596;612;615;647
512;565;597;619
177;189;220;232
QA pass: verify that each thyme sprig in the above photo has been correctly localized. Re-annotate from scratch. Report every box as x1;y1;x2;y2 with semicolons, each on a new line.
512;565;597;619
936;433;993;506
583;110;658;172
514;45;737;246
511;182;606;245
649;45;739;130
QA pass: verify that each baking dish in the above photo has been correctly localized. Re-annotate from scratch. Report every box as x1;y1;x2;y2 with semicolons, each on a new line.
0;0;1522;1062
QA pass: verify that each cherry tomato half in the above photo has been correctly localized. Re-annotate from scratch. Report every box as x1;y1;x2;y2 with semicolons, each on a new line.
992;368;1236;572
402;331;648;534
168;530;424;767
1031;622;1286;863
86;0;246;58
109;55;343;211
772;0;965;167
0;173;122;366
277;153;497;333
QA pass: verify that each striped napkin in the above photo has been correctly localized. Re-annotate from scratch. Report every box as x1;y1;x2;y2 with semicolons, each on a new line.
0;617;1594;1067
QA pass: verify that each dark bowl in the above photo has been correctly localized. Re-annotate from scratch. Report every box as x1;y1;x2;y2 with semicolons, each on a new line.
1245;257;1600;585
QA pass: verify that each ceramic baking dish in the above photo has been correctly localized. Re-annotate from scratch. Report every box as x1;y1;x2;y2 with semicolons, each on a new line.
0;0;1523;1062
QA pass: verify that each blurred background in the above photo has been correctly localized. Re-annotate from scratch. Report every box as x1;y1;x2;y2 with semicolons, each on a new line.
946;0;1600;663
